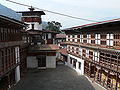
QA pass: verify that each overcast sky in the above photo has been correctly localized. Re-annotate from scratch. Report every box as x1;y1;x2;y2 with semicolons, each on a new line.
1;0;120;29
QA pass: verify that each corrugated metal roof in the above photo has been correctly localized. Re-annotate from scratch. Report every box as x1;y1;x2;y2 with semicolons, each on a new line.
63;18;120;31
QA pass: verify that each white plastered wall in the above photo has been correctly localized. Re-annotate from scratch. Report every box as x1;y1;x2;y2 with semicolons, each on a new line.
46;56;56;68
25;22;42;30
27;56;38;68
67;54;84;75
15;46;20;83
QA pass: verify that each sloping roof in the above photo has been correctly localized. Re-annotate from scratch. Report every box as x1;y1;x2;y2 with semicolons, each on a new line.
63;18;120;31
60;42;68;45
27;29;43;34
56;34;66;38
27;29;59;34
17;11;45;15
58;48;67;55
0;15;27;27
29;44;60;51
43;29;59;34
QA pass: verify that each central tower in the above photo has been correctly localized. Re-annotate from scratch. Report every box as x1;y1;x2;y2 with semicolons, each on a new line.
18;6;45;30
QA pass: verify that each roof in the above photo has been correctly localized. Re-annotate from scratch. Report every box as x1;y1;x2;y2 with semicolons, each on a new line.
27;29;59;34
58;48;67;56
56;34;66;38
27;29;43;35
29;44;60;51
0;15;27;27
63;18;120;31
43;29;59;34
60;42;68;45
17;11;45;15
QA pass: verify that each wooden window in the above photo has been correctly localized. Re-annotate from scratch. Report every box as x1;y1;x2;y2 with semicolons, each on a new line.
70;57;72;64
87;34;91;43
73;59;77;68
70;46;72;53
74;35;77;42
86;49;89;58
93;51;99;62
79;47;82;56
82;49;86;57
95;33;101;45
77;35;80;38
113;34;120;46
76;48;79;55
89;51;93;60
66;35;68;41
74;46;76;54
80;34;83;43
107;33;113;46
78;62;81;69
0;50;4;69
70;35;73;42
91;40;95;44
72;47;74;53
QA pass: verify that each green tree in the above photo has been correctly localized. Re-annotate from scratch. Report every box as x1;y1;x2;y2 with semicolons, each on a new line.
45;21;62;32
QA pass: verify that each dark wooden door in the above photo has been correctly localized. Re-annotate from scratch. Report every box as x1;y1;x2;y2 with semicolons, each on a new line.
37;56;46;67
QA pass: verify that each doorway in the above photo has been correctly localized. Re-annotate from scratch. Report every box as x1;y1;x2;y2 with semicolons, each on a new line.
37;56;46;68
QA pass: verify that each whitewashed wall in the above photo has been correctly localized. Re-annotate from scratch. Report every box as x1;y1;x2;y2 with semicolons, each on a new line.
27;56;38;68
46;56;56;68
26;22;42;30
15;46;20;83
67;54;84;75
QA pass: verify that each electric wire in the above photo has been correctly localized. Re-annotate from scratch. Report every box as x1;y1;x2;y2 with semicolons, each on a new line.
6;0;97;22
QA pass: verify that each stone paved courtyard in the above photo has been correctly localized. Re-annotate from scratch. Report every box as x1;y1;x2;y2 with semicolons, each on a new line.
11;65;96;90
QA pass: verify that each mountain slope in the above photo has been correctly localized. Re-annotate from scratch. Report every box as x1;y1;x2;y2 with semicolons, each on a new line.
0;4;21;20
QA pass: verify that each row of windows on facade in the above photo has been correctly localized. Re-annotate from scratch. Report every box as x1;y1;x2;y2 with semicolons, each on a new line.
69;57;81;70
66;33;120;39
0;47;20;69
66;34;120;46
67;45;120;64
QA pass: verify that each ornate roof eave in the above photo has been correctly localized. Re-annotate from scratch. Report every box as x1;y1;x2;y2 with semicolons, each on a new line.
0;15;27;27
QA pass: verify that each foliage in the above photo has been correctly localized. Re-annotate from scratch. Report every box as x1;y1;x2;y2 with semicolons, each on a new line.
45;21;62;32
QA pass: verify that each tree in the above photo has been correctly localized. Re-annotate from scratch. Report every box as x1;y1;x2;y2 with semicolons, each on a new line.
45;21;62;32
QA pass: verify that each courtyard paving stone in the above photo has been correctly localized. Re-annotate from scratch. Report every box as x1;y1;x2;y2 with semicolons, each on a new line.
11;65;96;90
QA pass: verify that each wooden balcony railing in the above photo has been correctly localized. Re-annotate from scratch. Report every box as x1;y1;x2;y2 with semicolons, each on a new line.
68;51;120;73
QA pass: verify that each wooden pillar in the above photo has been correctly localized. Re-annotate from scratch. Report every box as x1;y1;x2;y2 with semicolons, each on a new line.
89;62;91;77
115;73;118;90
107;70;110;89
94;64;96;81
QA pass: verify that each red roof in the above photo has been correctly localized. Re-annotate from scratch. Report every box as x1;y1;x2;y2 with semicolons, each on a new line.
29;44;60;51
58;48;67;55
47;44;60;50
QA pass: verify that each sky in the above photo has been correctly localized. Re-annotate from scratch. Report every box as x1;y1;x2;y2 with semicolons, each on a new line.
0;0;120;29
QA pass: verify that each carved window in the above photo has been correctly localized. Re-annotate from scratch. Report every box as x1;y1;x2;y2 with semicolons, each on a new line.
80;34;83;43
87;34;91;43
107;33;113;46
95;33;101;45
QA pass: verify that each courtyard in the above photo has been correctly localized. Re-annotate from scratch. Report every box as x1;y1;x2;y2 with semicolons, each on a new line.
11;65;96;90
